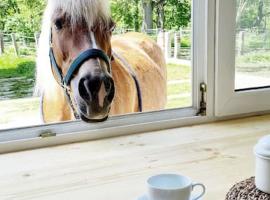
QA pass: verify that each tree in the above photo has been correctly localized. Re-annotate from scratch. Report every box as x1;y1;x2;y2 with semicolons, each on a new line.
142;0;153;31
0;0;19;30
1;0;192;35
236;0;248;27
134;0;140;31
236;0;270;30
163;0;191;30
111;0;142;31
154;0;166;30
0;0;45;36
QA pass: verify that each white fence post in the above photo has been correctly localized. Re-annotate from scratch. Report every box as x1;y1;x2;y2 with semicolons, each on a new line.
174;32;181;59
238;31;245;56
34;32;40;49
165;31;171;60
0;33;4;55
11;33;19;56
157;30;165;53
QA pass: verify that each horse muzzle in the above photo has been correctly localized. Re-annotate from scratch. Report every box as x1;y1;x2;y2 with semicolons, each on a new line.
76;73;115;122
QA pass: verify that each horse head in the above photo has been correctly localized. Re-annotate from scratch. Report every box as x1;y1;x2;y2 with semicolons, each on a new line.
48;1;115;122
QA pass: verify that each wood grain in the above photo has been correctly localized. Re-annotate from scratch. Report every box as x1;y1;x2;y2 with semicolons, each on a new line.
0;114;270;200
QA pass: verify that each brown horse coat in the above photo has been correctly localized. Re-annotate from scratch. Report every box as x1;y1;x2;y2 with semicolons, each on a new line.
42;32;167;122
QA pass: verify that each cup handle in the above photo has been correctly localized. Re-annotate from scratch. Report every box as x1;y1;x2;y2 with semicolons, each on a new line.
192;182;206;200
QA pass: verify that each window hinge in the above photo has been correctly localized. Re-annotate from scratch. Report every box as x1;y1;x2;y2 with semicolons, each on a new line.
197;82;207;116
39;131;56;138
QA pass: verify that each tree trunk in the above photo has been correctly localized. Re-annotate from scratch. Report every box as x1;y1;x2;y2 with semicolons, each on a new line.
236;0;248;28
134;0;140;31
253;0;264;28
142;0;153;31
156;0;165;30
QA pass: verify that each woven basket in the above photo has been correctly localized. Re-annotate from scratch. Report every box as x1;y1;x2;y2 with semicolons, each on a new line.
226;177;270;200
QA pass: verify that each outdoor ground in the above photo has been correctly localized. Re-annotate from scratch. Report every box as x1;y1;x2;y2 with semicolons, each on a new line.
0;59;192;129
1;50;270;130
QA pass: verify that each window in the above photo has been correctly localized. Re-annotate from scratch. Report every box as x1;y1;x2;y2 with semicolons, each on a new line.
0;0;208;152
0;0;195;131
5;0;269;153
215;0;270;116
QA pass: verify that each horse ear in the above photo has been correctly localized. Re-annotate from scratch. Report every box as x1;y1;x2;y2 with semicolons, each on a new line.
109;19;116;33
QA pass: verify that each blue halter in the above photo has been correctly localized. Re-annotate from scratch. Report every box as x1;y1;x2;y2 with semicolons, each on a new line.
48;29;143;120
49;31;111;89
49;30;111;120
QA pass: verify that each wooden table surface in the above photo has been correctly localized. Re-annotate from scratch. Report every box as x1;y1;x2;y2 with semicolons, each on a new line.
1;115;270;200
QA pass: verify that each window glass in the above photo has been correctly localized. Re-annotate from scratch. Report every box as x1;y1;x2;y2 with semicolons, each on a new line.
235;0;270;90
0;0;192;130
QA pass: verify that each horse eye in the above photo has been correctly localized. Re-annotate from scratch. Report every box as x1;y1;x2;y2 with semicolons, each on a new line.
55;19;63;30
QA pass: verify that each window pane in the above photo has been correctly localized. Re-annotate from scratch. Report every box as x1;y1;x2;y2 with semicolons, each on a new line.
0;0;192;129
235;0;270;90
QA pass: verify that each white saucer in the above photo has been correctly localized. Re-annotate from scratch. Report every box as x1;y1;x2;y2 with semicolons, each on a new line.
136;194;203;200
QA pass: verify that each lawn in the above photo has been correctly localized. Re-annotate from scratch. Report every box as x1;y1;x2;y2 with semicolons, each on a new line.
0;52;192;128
236;51;270;77
4;48;270;127
167;63;191;81
166;63;192;109
0;52;192;108
0;53;35;78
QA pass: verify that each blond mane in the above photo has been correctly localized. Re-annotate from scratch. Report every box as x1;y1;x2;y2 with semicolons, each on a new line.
35;0;110;95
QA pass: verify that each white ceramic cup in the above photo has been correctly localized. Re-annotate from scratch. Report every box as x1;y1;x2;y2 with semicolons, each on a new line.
254;135;270;194
146;174;206;200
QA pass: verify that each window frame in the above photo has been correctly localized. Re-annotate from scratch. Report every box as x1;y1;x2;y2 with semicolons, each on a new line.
215;0;270;117
0;0;218;153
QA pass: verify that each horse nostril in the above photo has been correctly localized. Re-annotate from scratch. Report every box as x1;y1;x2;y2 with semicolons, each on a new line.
78;77;90;101
104;77;112;92
78;75;102;102
106;77;115;103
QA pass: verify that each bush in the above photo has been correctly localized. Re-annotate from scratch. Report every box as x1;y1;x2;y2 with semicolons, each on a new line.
237;51;270;64
0;53;35;78
181;37;191;47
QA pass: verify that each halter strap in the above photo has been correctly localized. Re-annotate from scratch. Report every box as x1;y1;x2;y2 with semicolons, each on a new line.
112;51;142;112
48;29;111;119
64;49;110;86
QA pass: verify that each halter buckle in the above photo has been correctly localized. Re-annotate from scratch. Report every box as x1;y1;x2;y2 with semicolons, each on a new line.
61;82;71;93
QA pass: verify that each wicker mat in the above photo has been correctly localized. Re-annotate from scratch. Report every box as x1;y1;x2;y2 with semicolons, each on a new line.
226;177;270;200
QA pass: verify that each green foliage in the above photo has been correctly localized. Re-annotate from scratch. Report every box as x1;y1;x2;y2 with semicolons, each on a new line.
111;0;191;30
237;0;258;29
181;37;191;47
163;0;191;29
1;0;191;35
111;0;143;31
0;0;18;30
237;0;270;30
0;53;35;78
0;0;45;36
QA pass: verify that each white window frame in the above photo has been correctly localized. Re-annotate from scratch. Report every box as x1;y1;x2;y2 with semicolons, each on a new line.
0;0;217;153
215;0;270;116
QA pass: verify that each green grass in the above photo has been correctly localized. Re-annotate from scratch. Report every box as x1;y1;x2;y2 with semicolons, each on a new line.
236;51;270;78
0;52;193;126
237;52;270;65
0;53;35;78
166;63;192;108
166;97;191;109
167;82;191;96
167;63;191;80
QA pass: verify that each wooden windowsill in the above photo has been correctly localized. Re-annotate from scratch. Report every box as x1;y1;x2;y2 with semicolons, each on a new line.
1;114;269;200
